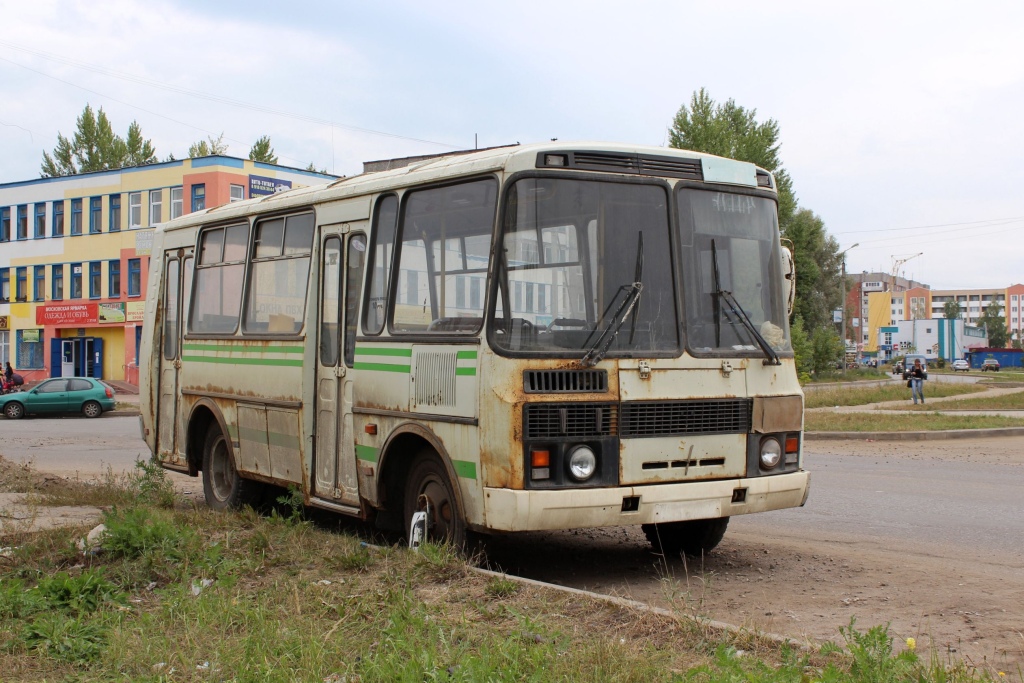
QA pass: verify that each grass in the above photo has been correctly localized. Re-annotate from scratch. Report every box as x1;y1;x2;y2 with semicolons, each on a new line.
0;457;1019;682
804;382;985;409
805;411;1024;432
894;389;1024;411
804;368;891;384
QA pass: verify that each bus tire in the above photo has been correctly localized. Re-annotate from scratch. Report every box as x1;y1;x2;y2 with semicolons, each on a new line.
202;425;262;511
404;453;466;549
642;517;729;557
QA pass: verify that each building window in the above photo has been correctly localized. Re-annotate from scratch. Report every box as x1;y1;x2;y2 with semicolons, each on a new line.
88;197;102;234
109;260;121;298
34;266;45;301
70;263;83;299
192;184;206;212
171;187;183;219
52;264;64;300
89;262;102;299
109;194;121;232
128;258;142;297
149;189;162;225
15;267;27;301
17;205;28;239
230;184;245;202
0;207;9;241
70;199;83;235
17;329;45;370
0;268;8;301
34;203;46;238
129;192;142;228
52;201;64;237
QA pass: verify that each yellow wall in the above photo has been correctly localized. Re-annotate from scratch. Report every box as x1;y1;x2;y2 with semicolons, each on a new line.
865;291;892;352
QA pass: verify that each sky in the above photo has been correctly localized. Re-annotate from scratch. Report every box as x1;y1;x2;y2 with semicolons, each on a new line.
2;0;1023;290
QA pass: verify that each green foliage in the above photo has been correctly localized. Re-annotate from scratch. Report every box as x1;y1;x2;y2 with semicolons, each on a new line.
188;132;228;158
943;300;962;320
786;208;843;332
0;579;48;619
840;619;920;681
127;458;176;508
101;507;194;560
23;614;107;663
274;485;307;524
248;135;278;164
40;104;157;177
32;570;124;614
811;326;844;375
977;302;1008;348
790;315;813;379
485;575;521;599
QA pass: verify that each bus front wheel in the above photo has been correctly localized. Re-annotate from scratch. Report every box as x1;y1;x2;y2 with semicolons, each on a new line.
404;454;467;549
202;426;262;511
642;517;729;557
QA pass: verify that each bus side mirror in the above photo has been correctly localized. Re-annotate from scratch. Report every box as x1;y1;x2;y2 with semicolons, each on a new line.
780;242;795;318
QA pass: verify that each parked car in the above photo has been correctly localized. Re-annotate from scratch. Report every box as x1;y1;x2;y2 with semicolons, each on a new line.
0;377;116;419
951;359;970;372
981;359;1001;372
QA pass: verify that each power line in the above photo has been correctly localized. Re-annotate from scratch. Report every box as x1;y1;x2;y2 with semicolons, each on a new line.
834;215;1024;235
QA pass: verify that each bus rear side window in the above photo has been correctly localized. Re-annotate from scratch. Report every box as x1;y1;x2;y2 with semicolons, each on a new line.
191;223;248;334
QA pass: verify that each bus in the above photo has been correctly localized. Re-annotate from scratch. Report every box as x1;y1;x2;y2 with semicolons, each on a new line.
139;142;808;555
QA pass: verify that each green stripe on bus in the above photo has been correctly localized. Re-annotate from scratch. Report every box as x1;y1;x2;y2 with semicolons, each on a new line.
182;343;304;354
355;444;378;463
456;350;477;360
452;459;477;480
237;426;301;450
181;355;304;367
355;347;413;357
353;362;411;373
455;367;476;376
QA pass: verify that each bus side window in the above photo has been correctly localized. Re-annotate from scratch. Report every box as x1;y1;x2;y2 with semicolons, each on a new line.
344;234;366;366
364;196;397;335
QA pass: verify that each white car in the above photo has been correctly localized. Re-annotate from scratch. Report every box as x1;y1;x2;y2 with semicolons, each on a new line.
951;359;970;372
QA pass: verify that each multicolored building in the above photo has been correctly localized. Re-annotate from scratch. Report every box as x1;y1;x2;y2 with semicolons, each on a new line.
0;157;335;385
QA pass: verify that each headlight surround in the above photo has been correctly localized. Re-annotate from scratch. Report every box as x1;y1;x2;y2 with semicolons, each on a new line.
759;437;782;470
567;445;597;481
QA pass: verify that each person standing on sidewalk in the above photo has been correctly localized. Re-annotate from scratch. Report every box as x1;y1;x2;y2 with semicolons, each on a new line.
909;358;926;404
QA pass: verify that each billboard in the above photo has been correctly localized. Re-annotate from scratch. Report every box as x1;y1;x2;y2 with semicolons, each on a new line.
249;175;292;197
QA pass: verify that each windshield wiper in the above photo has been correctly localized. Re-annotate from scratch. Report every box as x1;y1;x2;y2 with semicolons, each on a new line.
711;239;781;366
580;232;644;368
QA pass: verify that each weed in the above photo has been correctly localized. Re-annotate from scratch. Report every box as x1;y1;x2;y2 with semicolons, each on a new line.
332;545;374;572
484;575;520;599
102;507;193;560
33;569;125;614
0;579;48;619
23;613;107;663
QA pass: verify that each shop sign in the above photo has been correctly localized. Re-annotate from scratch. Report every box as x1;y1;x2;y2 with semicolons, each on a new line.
0;315;8;331
249;174;292;196
135;229;154;256
99;302;126;323
22;329;40;342
36;303;98;326
126;301;146;322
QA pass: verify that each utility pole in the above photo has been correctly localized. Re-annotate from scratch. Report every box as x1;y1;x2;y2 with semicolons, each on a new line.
838;243;859;373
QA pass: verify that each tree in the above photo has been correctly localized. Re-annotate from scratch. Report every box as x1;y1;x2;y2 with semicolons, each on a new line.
40;104;156;177
669;88;795;225
189;133;228;158
977;302;1008;348
810;326;844;375
784;208;843;332
249;136;278;164
790;315;813;381
943;300;962;320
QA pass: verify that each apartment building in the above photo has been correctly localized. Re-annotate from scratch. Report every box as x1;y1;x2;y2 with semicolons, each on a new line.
0;157;335;384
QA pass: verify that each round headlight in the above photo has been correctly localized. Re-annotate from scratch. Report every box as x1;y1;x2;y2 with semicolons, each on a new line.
759;438;782;469
567;445;597;481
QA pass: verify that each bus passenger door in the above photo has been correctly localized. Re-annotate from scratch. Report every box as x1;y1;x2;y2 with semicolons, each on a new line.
156;254;185;464
314;229;365;505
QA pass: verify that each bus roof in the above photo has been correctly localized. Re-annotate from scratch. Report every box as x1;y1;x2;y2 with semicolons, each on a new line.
156;141;774;234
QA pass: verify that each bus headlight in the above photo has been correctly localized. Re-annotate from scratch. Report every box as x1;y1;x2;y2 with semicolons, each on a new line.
759;438;782;470
567;445;597;481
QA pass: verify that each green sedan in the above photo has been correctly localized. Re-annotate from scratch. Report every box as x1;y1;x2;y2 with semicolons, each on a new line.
0;377;116;419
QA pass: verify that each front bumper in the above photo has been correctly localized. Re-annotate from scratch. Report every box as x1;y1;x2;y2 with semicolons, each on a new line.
481;470;810;532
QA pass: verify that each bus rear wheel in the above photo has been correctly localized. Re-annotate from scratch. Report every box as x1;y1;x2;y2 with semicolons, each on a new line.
404;454;467;549
642;517;730;557
202;425;262;511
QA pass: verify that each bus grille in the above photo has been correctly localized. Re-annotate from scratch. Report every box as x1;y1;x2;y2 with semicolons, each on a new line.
524;369;608;393
524;403;617;438
619;399;752;438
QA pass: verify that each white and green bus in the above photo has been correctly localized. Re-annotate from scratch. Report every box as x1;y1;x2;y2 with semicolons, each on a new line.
139;142;808;554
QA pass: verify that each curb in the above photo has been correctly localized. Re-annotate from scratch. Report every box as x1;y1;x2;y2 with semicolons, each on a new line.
806;427;1024;441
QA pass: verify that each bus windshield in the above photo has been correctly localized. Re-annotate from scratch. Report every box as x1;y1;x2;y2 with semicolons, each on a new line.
490;177;678;356
677;188;791;355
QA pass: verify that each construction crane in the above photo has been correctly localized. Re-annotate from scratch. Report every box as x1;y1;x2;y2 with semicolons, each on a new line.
889;252;923;290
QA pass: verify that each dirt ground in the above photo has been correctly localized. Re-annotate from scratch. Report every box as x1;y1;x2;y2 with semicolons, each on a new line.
482;437;1024;672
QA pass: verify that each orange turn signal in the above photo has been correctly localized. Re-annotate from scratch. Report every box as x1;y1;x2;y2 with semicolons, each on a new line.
365;424;378;435
785;436;799;454
531;449;551;467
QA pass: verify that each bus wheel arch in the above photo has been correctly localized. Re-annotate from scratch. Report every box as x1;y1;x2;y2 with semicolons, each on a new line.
185;399;232;477
375;424;466;541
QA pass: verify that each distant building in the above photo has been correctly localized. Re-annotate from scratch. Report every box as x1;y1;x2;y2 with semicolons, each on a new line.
875;318;987;363
0;157;336;384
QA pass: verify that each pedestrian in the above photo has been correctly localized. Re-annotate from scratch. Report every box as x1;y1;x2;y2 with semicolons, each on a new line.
909;358;926;405
4;361;12;384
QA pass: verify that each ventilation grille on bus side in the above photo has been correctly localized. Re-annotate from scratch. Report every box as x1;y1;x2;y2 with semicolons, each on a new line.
413;351;458;408
537;151;703;181
619;399;752;438
524;403;617;438
524;369;608;393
